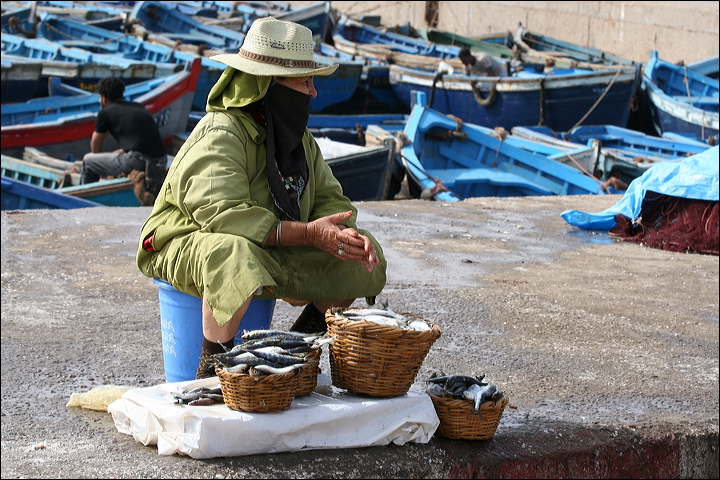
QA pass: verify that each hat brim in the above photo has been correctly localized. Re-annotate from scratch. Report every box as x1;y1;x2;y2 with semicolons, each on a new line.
210;54;338;77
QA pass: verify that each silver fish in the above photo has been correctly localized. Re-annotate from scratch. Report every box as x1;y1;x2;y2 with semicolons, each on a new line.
246;348;307;366
428;375;487;396
463;384;503;417
241;329;307;342
250;363;309;375
346;315;401;327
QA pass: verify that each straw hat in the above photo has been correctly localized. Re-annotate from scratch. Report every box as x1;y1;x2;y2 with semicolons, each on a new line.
211;17;338;77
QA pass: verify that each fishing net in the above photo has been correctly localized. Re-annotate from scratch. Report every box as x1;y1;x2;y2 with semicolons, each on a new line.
608;192;719;255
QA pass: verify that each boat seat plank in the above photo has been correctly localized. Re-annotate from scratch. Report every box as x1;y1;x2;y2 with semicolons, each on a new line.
426;167;553;194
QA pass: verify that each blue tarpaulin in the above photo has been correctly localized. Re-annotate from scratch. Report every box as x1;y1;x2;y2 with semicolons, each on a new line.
561;146;719;230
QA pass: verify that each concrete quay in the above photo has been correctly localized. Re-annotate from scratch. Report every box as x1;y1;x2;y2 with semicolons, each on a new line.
1;195;718;478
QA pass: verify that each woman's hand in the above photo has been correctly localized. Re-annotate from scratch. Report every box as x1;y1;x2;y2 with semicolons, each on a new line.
309;211;380;272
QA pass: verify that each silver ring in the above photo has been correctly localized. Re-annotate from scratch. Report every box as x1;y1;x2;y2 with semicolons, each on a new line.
337;243;344;255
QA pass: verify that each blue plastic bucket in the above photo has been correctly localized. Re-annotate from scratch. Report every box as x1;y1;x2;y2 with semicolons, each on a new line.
153;278;276;383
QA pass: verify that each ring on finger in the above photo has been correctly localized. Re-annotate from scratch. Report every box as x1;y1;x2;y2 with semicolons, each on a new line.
337;242;345;255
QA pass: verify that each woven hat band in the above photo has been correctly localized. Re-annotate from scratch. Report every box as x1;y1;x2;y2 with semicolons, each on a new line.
238;48;317;69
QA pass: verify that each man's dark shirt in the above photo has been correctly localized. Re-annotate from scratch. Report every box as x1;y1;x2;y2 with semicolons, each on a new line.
95;101;166;158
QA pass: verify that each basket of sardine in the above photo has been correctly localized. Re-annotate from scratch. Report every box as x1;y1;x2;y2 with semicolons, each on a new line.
426;374;508;440
325;303;441;397
211;329;327;412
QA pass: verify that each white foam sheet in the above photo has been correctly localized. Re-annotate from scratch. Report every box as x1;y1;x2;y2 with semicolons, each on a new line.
108;375;439;459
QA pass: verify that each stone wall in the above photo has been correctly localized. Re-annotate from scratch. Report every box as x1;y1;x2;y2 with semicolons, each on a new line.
294;1;719;64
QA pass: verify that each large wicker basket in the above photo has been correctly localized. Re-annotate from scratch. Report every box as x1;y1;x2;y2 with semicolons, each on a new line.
430;394;509;440
296;347;321;396
326;308;441;397
216;367;300;413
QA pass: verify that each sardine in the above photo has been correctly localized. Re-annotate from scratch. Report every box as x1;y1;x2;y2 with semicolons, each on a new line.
250;364;306;375
427;382;451;397
463;384;502;417
241;329;307;342
342;308;409;321
408;320;432;331
247;348;307;366
223;363;250;374
346;315;401;327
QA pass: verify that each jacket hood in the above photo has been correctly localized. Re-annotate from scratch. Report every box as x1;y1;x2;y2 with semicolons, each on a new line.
206;66;272;113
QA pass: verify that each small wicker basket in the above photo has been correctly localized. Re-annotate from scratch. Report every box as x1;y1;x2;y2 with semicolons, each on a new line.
296;347;321;396
216;367;300;413
430;394;509;440
326;308;441;397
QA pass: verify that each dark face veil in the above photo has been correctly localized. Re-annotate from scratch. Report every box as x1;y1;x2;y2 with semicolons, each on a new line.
262;82;310;221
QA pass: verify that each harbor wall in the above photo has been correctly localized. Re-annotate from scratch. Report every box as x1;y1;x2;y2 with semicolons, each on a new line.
298;1;719;65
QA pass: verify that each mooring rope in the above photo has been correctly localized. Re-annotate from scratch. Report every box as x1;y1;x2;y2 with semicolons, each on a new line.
569;67;623;131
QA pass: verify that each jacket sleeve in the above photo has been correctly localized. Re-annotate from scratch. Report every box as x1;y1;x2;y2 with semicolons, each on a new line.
170;115;278;246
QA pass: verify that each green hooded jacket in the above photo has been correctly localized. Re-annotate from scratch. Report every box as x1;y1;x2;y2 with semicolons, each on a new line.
136;68;386;326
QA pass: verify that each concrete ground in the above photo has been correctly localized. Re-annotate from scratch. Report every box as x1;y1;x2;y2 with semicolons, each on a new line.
1;195;718;478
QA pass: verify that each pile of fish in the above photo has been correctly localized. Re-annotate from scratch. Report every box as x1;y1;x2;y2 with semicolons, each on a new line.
210;329;329;376
334;302;434;331
171;386;225;406
426;374;504;417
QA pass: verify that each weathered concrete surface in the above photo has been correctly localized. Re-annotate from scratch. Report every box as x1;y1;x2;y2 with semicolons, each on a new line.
1;195;718;478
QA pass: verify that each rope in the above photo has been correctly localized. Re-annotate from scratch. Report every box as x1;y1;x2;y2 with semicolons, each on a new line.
569;67;622;130
489;127;508;168
470;81;498;107
682;65;694;107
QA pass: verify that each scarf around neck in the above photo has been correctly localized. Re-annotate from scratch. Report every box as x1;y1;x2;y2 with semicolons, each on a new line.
262;82;310;221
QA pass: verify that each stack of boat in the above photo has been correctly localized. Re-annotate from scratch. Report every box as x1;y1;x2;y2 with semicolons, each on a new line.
1;1;716;209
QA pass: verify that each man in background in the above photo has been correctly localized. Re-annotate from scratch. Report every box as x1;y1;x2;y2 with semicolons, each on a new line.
80;77;167;205
458;47;508;77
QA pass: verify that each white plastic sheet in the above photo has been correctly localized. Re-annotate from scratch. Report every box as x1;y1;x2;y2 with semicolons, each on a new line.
108;375;440;459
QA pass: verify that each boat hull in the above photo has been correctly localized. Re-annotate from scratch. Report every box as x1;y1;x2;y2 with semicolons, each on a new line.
641;50;719;143
390;64;641;131
1;59;200;159
399;91;606;200
0;56;43;103
1;176;101;210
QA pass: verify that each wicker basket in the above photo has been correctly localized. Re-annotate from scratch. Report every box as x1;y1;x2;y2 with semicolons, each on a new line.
216;367;300;413
430;394;509;440
296;348;321;396
326;308;441;397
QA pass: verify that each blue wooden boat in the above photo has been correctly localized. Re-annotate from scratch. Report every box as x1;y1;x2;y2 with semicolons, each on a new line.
514;26;636;68
1;152;143;207
315;135;396;201
332;16;641;130
687;55;719;80
318;42;406;113
1;175;102;210
129;1;246;51
1;53;43;103
1;3;128;36
334;16;463;63
1;57;200;159
125;2;361;113
1;33;163;96
511;124;711;187
177;1;332;42
398;91;607;200
389;62;641;132
641;50;719;144
35;11;215;111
